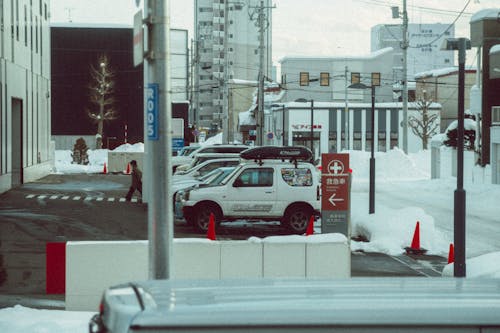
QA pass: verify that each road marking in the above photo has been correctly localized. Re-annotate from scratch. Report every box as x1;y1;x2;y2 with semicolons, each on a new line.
84;197;92;201
38;195;47;199
73;196;81;201
26;194;35;199
61;196;70;200
96;197;104;201
119;198;126;202
50;195;58;200
131;198;137;203
108;197;115;202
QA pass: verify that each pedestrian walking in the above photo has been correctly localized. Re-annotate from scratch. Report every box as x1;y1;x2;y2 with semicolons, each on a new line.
125;160;142;201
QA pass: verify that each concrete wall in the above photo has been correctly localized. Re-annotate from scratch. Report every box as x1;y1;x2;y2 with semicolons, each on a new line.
65;235;350;311
107;152;144;173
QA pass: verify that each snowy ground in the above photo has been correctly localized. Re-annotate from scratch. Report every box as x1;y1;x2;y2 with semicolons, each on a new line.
1;139;499;331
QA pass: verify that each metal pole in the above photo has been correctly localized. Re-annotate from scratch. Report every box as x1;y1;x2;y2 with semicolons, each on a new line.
454;38;467;277
282;104;286;146
146;0;173;279
222;0;230;144
402;0;409;154
344;66;349;150
256;1;265;146
369;85;375;214
310;100;314;153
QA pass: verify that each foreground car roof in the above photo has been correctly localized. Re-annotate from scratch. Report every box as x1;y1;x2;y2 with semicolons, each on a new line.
104;278;500;330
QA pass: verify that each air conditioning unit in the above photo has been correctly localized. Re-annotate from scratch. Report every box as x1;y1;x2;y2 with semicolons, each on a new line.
492;106;500;126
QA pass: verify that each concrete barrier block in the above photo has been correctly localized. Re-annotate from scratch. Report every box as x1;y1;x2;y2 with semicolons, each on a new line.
306;242;351;278
65;241;148;311
263;241;306;278
173;239;220;279
220;241;263;278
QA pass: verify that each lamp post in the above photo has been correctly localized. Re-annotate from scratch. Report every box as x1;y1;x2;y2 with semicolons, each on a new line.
348;74;379;214
295;98;314;153
442;37;471;277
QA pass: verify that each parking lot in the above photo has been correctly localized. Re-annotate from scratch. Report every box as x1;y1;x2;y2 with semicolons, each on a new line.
0;173;446;304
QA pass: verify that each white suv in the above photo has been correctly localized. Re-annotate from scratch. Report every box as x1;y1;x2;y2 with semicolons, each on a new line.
179;146;320;234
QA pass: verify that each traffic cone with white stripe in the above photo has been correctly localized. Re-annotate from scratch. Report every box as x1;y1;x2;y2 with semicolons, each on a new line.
404;221;427;255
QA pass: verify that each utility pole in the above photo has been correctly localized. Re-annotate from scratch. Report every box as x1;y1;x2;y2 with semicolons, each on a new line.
249;1;273;146
144;0;173;279
402;0;409;154
222;0;230;144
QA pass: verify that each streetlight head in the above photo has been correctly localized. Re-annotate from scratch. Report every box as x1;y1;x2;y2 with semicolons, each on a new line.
348;82;370;90
441;38;471;51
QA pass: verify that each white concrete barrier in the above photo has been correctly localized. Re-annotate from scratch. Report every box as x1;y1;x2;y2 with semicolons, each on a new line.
65;234;350;311
107;152;144;173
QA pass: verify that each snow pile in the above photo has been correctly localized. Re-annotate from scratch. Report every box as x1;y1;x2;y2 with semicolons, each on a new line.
112;142;144;152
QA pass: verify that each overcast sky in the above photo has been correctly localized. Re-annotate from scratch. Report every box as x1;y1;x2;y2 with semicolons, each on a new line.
49;0;498;65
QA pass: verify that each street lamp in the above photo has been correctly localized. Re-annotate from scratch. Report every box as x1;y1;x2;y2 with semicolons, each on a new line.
442;37;471;277
295;98;314;153
348;72;380;214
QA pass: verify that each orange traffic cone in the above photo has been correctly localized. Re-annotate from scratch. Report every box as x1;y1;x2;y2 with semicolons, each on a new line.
124;162;131;175
206;213;216;241
448;243;455;264
305;215;315;236
404;221;427;255
102;162;108;174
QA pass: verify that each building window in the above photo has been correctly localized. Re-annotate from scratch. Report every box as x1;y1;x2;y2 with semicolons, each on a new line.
320;72;329;86
300;72;309;86
351;72;360;84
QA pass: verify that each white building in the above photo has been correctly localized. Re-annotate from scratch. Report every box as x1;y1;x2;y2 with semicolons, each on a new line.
193;0;272;130
267;101;441;158
371;23;455;80
1;1;52;194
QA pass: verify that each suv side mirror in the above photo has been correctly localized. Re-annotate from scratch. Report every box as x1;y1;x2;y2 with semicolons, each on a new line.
233;179;243;187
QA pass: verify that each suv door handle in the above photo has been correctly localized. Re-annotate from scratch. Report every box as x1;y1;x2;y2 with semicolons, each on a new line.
265;190;274;194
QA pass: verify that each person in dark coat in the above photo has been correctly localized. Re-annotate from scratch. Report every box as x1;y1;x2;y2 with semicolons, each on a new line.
125;160;142;201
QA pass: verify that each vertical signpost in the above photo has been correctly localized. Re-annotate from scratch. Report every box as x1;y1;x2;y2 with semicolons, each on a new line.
321;153;350;237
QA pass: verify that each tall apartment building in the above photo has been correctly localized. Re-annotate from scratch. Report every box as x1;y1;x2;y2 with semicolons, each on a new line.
1;1;52;194
193;0;272;131
371;23;455;81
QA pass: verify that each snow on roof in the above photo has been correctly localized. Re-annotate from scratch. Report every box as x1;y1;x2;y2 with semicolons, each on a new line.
50;22;132;29
239;110;256;126
470;8;500;23
414;66;476;79
286;101;442;109
279;47;394;63
490;44;500;55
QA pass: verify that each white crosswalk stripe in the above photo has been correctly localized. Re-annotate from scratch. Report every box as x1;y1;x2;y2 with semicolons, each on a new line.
38;195;47;199
50;195;59;200
108;197;115;202
73;196;81;200
96;197;104;201
61;196;70;200
26;194;35;199
119;198;126;202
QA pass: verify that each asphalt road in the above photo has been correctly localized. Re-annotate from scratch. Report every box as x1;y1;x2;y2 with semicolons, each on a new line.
0;173;447;306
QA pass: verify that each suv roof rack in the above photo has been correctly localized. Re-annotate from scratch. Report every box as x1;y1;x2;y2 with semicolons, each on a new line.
240;146;313;166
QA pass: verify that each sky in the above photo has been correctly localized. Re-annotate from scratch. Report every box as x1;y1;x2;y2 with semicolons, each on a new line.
49;0;500;66
1;138;500;331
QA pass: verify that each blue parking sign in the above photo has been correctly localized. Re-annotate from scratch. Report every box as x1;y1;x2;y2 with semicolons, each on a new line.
146;83;159;140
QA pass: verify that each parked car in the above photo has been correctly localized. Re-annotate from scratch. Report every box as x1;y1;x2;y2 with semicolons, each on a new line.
175;144;200;156
173;157;240;181
174;153;241;174
178;146;321;233
174;166;237;220
171;144;249;172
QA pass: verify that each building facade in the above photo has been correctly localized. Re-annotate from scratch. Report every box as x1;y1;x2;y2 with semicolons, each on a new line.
50;25;189;148
267;101;441;158
415;67;477;132
193;0;272;131
371;23;455;81
279;48;396;105
1;0;51;194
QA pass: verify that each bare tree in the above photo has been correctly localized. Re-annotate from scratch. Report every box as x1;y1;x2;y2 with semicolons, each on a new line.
408;90;439;150
87;55;117;149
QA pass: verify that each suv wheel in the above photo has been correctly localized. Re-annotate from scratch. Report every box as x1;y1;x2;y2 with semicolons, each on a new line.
285;206;312;234
194;204;219;233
